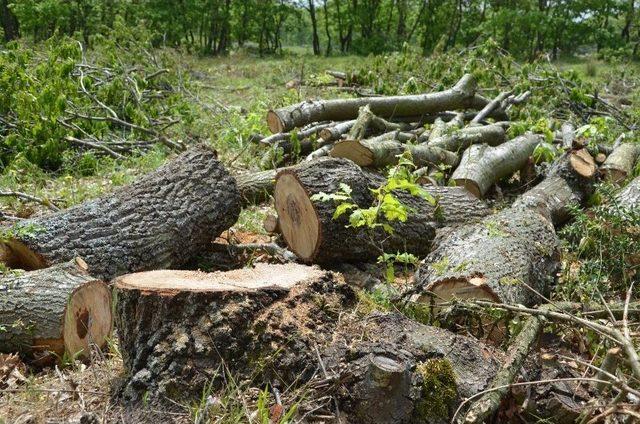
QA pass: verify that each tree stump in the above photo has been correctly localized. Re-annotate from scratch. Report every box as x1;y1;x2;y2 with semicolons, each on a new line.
0;258;112;364
0;146;240;280
114;263;355;402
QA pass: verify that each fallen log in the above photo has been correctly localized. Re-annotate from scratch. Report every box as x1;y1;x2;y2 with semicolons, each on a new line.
257;122;332;146
236;169;276;207
410;150;596;308
114;263;355;401
428;124;506;152
0;146;240;280
616;175;640;209
470;91;512;124
451;133;543;198
601;143;640;183
274;158;490;263
331;138;458;169
0;258;112;363
267;74;487;133
319;120;356;141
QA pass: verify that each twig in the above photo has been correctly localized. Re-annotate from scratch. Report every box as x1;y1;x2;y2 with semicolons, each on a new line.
0;190;60;211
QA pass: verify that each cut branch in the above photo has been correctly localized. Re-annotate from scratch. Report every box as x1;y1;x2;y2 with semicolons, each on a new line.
601;143;640;183
428;124;506;152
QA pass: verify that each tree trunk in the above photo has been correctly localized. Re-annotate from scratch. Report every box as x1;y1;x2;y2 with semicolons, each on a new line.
451;133;543;198
274;158;490;263
308;0;321;55
331;138;458;169
410;150;596;309
114;263;355;402
0;146;240;280
236;169;276;207
601;143;640;184
616;175;640;210
428;124;506;152
0;258;111;364
0;0;18;41
267;74;488;133
322;0;332;55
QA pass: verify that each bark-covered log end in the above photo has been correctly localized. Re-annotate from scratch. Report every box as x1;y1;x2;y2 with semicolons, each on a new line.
61;278;113;360
330;139;373;166
267;110;285;133
274;171;321;262
0;240;49;271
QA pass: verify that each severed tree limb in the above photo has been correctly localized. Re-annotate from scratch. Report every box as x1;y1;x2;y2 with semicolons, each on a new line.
470;91;512;124
306;143;334;161
561;122;575;149
428;124;506;152
258;122;333;146
0;190;60;212
224;242;297;262
236;169;277;207
267;74;484;133
601;143;640;184
451;133;543;198
319;120;356;141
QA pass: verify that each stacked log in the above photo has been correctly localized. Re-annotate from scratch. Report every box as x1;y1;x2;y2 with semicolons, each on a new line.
0;146;240;280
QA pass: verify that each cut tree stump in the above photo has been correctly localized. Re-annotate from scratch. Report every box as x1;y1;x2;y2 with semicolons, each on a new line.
428;124;506;152
330;138;458;169
451;133;543;198
114;263;355;402
274;158;490;263
410;150;596;309
267;74;488;133
601;143;640;183
0;258;112;363
0;146;240;280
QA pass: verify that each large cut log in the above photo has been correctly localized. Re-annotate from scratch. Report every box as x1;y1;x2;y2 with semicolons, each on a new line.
323;312;502;424
114;263;355;402
267;74;487;133
0;146;240;280
451;133;543;198
410;151;596;309
236;169;276;207
616;175;640;209
331;138;458;169
0;258;112;363
274;158;490;263
601;143;640;183
428;124;506;152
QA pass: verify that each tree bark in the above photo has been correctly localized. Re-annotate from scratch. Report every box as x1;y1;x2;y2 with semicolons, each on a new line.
331;138;458;169
319;120;357;141
274;158;490;263
410;150;596;309
114;264;355;402
1;146;240;280
0;0;19;41
428;124;506;152
616;175;640;209
308;0;321;55
236;169;276;207
267;74;488;133
451;133;542;198
0;258;111;364
601;143;640;184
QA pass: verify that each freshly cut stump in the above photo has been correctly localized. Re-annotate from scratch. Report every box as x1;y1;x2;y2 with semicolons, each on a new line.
274;158;490;263
0;146;240;280
0;258;112;363
114;263;355;402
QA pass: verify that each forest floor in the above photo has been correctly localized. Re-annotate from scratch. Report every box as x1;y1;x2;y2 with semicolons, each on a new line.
0;50;639;423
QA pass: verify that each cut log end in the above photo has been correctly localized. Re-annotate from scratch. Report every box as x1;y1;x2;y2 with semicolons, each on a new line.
0;240;48;271
452;178;482;199
114;264;319;294
267;110;285;134
569;149;597;178
319;127;332;141
61;280;112;359
274;173;320;261
330;140;373;166
263;214;280;234
602;168;628;184
421;276;501;308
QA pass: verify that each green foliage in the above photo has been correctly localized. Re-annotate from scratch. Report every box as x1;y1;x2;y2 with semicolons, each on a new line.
558;185;640;302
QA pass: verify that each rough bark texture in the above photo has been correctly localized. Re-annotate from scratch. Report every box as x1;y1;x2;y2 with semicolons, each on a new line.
267;74;486;133
236;169;276;207
428;124;506;152
513;150;596;225
451;133;542;198
274;158;490;263
411;207;560;308
1;146;240;280
323;312;503;424
601;143;640;183
114;264;356;402
0;258;111;362
616;175;640;209
319;119;356;141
